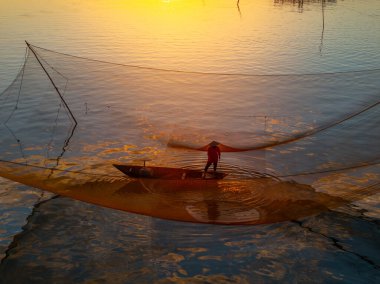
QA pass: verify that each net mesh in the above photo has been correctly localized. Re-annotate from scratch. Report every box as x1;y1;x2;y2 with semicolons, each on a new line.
0;43;379;224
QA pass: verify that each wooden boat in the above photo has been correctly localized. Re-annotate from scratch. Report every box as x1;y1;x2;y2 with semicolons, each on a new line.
113;164;227;180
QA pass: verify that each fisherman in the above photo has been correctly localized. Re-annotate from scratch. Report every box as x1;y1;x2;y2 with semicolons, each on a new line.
204;141;221;173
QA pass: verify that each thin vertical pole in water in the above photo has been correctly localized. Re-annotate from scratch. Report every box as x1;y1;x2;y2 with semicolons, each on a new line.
319;0;325;54
237;0;242;18
24;40;78;125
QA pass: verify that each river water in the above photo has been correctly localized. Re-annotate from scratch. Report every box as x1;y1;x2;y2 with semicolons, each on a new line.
0;0;380;282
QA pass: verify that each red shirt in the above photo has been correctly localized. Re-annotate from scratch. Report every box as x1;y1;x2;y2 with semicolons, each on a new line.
207;146;221;163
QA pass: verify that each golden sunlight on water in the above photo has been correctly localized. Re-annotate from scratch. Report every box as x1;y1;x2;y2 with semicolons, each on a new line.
3;0;372;80
84;0;248;69
0;0;380;282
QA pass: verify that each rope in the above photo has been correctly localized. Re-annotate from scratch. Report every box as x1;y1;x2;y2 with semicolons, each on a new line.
0;159;123;179
278;159;380;178
235;98;380;152
27;43;380;77
1;157;379;181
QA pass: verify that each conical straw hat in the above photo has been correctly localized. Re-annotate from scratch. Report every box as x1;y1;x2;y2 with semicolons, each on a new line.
210;141;220;146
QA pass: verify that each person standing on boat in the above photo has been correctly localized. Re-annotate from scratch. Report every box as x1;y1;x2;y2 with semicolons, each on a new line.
204;141;221;173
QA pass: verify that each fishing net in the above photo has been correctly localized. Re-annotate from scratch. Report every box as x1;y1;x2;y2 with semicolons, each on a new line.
0;42;379;224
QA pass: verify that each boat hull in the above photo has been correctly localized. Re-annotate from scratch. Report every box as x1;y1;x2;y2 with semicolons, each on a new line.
113;164;227;180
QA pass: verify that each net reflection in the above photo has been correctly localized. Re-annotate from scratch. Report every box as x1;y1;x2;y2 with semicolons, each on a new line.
1;192;379;283
1;160;377;225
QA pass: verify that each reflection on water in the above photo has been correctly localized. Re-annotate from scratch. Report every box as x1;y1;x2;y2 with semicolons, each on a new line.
0;0;380;282
0;159;378;226
0;177;52;260
1;0;380;85
273;0;330;54
1;197;379;283
274;0;336;9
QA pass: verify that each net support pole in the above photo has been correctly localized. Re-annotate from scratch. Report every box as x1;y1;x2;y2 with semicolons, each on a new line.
25;41;78;125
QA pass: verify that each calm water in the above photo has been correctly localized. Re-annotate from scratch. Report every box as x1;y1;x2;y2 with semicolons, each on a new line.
1;0;380;282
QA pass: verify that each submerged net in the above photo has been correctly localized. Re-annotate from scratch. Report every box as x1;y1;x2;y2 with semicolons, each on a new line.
0;42;379;224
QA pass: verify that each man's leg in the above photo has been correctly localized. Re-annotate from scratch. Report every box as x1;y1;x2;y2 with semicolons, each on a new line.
213;161;218;172
204;161;212;172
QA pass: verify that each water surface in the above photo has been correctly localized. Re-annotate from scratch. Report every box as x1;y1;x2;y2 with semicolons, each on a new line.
0;0;380;282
